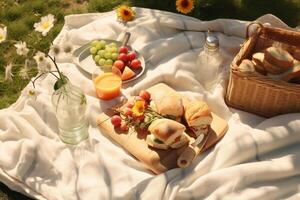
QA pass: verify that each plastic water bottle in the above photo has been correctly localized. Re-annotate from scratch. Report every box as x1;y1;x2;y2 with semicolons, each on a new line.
197;33;223;90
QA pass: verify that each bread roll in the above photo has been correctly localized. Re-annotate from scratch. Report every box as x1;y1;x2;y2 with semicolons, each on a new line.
265;47;294;69
184;100;212;137
252;52;267;75
238;59;255;73
282;61;300;82
150;88;184;118
263;59;288;75
148;118;187;146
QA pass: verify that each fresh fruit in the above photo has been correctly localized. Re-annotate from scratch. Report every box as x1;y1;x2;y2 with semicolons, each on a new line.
120;122;129;132
98;58;106;66
94;55;101;62
95;43;102;50
127;52;137;61
111;53;118;60
113;60;125;71
119;46;129;54
91;40;98;47
111;115;122;127
110;42;117;47
121;66;136;80
111;66;122;77
90;47;97;55
105;59;113;66
97;50;106;57
139;90;151;101
99;40;106;47
104;52;112;59
118;53;128;62
130;59;142;69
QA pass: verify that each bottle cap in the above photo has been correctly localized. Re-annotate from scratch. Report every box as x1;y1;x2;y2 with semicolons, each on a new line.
205;35;219;51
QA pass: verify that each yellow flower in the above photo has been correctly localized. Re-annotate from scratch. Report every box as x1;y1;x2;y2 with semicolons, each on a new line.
132;100;145;117
116;5;135;22
176;0;195;14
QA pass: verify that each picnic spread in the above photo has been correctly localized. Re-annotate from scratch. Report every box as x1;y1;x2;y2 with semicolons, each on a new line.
1;7;300;200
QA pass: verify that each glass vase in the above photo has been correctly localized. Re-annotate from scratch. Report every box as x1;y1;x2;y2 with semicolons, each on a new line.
52;81;89;145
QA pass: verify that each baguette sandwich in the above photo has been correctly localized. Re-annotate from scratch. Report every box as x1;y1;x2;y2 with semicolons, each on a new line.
150;92;184;121
146;118;190;150
184;100;213;137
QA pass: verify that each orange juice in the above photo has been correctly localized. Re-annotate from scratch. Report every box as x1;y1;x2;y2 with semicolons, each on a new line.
93;73;122;100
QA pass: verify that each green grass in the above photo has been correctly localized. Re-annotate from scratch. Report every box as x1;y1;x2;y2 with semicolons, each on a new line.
0;0;300;199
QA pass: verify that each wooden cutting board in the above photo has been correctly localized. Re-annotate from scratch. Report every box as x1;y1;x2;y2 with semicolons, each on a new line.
97;83;228;174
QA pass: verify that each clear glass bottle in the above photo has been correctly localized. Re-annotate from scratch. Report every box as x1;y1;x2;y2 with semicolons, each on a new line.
52;81;89;145
197;33;223;90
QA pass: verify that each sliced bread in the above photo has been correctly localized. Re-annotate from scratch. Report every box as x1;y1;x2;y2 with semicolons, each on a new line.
252;52;267;75
263;59;289;75
264;47;294;69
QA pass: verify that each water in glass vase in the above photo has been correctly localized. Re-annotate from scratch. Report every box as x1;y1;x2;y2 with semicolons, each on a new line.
52;81;88;145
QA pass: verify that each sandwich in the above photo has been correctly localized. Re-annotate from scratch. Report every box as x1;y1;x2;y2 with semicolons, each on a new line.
146;118;190;150
150;92;184;121
184;100;213;137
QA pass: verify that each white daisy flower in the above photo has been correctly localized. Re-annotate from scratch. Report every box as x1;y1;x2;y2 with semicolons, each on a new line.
22;87;41;100
33;51;46;64
33;51;48;73
0;26;7;43
4;63;13;81
34;14;55;36
14;41;30;56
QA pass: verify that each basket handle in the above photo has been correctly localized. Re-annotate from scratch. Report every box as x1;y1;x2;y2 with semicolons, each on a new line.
246;22;264;39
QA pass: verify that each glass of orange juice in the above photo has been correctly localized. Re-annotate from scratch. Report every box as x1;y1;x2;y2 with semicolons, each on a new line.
93;72;122;100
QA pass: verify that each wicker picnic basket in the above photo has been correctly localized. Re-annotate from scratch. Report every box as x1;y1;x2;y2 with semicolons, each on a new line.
225;22;300;117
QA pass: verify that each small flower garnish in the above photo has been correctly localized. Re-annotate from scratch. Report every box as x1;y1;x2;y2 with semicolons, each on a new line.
33;51;50;73
0;26;7;43
22;87;41;100
132;100;146;117
34;14;55;36
176;0;195;14
116;5;135;22
14;41;29;56
4;63;13;81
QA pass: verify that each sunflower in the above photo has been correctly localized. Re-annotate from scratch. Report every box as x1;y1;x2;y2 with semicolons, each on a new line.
116;5;135;22
132;100;145;117
176;0;195;14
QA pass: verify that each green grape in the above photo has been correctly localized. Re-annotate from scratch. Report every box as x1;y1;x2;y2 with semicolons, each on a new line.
97;50;106;58
94;55;101;62
99;40;106;47
109;42;117;47
90;47;97;55
95;43;103;50
111;53;118;60
105;59;113;66
104;52;112;59
98;58;106;66
91;40;99;47
110;46;118;53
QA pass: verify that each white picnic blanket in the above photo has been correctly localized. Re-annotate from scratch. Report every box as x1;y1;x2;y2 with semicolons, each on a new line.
1;7;300;200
